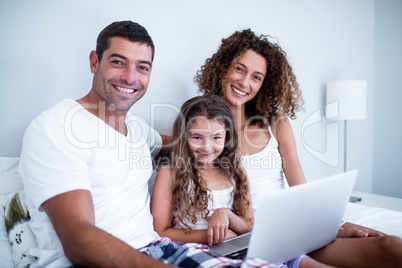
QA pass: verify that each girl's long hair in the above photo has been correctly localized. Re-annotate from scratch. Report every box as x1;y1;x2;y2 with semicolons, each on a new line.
170;95;251;229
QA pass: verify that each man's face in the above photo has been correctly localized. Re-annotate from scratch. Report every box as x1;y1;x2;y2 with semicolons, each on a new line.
90;36;153;111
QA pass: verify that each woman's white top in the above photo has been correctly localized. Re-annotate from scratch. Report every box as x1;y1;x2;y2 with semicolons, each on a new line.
241;126;285;212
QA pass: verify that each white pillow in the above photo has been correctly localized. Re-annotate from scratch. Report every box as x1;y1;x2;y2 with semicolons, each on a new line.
0;157;19;174
0;205;13;268
3;191;37;267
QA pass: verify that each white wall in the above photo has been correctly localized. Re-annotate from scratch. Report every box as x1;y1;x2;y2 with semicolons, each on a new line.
373;0;402;198
1;0;398;197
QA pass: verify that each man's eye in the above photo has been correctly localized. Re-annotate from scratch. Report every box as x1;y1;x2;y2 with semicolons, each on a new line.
139;66;150;72
111;60;123;65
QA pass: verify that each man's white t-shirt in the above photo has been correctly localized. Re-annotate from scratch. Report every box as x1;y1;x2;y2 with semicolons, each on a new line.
19;99;161;267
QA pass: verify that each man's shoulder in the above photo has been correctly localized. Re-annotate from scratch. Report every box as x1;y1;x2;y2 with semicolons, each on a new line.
31;98;78;123
25;98;83;139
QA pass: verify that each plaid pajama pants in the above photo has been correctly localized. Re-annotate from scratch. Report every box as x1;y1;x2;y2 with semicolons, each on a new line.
139;237;303;268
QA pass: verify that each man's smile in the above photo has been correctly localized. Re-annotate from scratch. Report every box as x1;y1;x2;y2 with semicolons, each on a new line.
113;85;135;94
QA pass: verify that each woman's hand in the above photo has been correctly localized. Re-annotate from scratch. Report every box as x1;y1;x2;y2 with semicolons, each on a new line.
207;208;231;245
337;222;385;238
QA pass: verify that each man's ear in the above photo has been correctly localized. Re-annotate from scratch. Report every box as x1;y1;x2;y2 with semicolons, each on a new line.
89;50;98;74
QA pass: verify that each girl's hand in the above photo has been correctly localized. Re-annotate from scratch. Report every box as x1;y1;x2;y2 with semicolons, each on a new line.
207;208;230;245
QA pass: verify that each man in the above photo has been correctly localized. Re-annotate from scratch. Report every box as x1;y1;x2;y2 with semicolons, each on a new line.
19;21;284;268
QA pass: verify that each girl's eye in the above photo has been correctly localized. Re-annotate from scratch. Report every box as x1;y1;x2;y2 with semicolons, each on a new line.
192;136;202;140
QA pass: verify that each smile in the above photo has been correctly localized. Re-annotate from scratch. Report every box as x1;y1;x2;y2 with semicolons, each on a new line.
232;86;247;96
198;152;214;157
114;85;135;94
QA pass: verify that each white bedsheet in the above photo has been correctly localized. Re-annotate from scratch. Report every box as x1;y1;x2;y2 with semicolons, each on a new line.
343;202;402;237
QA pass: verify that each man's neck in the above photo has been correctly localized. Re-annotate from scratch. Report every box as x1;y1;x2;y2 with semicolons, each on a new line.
76;93;128;136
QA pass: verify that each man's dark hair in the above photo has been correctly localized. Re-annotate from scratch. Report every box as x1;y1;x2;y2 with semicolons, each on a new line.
96;21;155;62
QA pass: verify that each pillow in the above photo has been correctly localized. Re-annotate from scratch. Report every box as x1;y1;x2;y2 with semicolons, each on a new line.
0;173;24;195
3;191;37;267
0;157;20;174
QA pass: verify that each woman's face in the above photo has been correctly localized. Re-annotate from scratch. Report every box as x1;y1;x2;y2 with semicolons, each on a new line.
222;49;267;109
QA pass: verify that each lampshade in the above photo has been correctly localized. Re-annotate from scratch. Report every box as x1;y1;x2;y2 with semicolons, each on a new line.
325;80;367;120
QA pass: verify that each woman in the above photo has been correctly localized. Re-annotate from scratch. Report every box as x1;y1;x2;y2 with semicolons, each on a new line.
194;28;402;267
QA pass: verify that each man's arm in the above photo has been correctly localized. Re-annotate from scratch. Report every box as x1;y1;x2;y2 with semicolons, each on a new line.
42;190;174;268
153;134;172;167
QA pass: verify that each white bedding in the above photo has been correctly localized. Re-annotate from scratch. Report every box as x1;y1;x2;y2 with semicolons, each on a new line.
343;202;402;237
0;157;401;268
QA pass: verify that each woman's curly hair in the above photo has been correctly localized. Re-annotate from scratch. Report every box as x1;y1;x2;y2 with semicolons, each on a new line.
170;95;252;230
195;29;304;123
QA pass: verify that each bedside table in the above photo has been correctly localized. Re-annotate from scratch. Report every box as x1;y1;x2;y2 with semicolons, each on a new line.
351;191;402;212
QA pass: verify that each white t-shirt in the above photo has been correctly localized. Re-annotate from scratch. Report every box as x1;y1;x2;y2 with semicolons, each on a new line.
19;99;161;267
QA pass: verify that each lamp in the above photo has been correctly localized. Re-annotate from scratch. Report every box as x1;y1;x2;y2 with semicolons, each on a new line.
325;80;367;172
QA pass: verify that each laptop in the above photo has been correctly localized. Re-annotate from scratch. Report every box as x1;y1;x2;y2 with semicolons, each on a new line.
208;170;358;264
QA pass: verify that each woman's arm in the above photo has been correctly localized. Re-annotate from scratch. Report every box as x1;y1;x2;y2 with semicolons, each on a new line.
273;117;383;239
273;117;306;186
151;166;210;244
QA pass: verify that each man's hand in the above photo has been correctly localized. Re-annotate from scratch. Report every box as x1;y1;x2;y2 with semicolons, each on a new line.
207;208;230;245
337;222;385;238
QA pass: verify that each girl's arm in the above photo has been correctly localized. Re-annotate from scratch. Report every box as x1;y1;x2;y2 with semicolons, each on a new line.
273;117;306;186
151;166;210;244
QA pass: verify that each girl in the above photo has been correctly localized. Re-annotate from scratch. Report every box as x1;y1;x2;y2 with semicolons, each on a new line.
194;28;402;267
151;95;332;268
151;95;252;246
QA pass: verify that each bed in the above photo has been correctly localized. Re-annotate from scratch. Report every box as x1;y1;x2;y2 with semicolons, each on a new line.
1;157;401;268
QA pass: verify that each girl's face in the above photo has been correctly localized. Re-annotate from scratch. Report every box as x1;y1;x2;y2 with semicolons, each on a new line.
188;117;226;168
222;49;267;109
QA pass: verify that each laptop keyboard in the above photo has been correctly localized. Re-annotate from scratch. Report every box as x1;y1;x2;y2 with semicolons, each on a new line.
225;248;248;259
